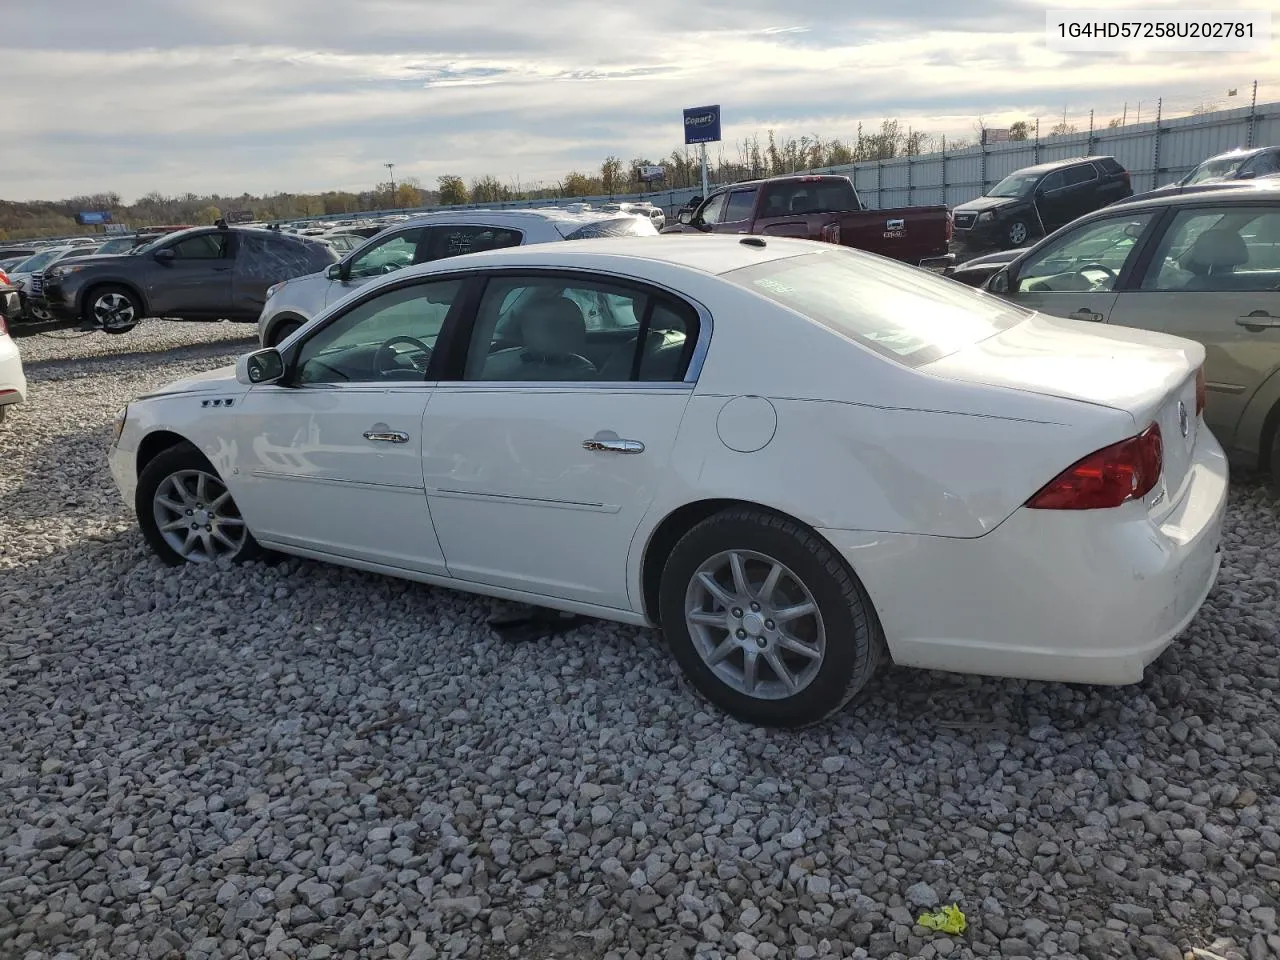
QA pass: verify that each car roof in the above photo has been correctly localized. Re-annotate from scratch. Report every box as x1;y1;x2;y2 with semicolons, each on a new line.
392;208;644;231
394;234;821;279
1011;156;1117;176
1108;178;1280;211
1198;145;1276;163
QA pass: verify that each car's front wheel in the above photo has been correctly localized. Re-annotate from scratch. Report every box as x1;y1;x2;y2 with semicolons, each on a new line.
84;285;142;334
136;442;263;566
267;318;303;348
658;507;884;727
1005;219;1030;247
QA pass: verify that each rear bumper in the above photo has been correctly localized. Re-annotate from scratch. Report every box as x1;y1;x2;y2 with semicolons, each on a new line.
0;338;27;406
820;429;1229;685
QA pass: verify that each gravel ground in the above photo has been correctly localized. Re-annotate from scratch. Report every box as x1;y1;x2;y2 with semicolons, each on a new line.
3;319;1280;960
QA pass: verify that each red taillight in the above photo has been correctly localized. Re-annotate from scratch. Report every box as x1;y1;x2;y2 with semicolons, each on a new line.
1026;423;1163;510
0;270;8;285
1195;366;1205;415
0;315;7;337
821;222;841;244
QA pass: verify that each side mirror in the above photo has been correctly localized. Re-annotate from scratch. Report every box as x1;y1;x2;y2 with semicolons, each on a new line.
326;262;346;281
678;210;693;225
987;268;1011;295
153;248;176;263
236;348;286;386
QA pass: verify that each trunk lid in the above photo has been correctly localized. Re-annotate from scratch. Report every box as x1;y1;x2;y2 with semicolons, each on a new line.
924;311;1205;501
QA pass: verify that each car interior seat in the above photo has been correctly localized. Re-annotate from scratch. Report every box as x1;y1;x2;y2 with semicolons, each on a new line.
1179;229;1248;289
478;297;597;380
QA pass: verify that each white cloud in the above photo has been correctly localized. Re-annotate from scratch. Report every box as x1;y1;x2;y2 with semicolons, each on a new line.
0;0;1275;200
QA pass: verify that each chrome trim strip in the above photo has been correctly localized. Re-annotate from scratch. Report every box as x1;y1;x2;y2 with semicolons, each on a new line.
249;471;424;493
428;487;620;513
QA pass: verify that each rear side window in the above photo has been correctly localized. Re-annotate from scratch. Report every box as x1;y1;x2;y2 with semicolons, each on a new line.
561;217;659;240
1063;165;1098;186
759;179;859;217
724;249;1030;367
723;189;758;223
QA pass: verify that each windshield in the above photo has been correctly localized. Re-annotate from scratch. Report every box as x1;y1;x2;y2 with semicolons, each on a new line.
723;248;1030;367
1184;155;1248;185
11;249;63;273
987;174;1039;198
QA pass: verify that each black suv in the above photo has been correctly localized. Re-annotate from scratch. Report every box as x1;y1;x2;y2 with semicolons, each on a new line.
39;225;336;334
951;156;1132;250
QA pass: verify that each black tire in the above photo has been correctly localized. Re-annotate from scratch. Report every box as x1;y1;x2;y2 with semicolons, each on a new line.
136;442;263;566
83;284;142;334
658;507;885;727
0;405;7;427
267;318;302;348
1005;219;1030;248
1268;421;1280;498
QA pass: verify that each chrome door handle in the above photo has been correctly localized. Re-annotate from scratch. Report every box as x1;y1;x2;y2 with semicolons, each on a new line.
1069;308;1104;322
364;430;409;443
583;437;645;454
1236;312;1280;331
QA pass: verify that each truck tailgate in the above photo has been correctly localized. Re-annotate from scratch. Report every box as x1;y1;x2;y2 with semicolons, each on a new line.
837;208;952;266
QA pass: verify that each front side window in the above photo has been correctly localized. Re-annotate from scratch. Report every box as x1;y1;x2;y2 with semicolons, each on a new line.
294;278;463;384
170;234;229;259
1038;171;1067;193
723;189;758;222
464;275;696;383
725;248;1031;367
1016;213;1155;293
699;194;729;225
1243;151;1280;178
346;228;425;279
1140;207;1280;292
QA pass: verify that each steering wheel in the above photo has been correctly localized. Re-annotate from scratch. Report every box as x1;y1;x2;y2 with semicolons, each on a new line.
373;336;432;377
1077;263;1118;285
378;262;402;274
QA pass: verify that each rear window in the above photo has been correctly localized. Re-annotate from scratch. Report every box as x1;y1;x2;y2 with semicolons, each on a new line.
560;217;659;240
723;249;1031;367
758;178;859;218
1096;157;1125;174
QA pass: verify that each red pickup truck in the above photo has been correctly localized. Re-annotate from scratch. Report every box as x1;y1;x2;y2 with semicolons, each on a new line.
661;174;954;269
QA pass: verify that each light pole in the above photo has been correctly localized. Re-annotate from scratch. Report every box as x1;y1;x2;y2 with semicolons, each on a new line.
385;163;396;208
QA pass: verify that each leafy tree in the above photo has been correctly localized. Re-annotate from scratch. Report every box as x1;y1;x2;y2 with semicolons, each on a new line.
1008;120;1031;141
437;175;468;206
561;172;595;197
194;205;222;225
600;156;623;196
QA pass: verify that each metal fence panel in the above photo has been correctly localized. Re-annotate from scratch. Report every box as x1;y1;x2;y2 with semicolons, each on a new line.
297;99;1276;223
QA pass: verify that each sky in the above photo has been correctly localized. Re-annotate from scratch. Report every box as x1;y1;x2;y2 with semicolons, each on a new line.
2;0;1276;202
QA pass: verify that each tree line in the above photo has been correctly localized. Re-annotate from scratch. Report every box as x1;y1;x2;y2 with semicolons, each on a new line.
1;117;1097;240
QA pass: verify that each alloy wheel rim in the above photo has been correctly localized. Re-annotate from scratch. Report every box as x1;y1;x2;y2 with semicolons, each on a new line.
94;293;135;329
1009;222;1027;244
684;549;826;701
152;469;247;562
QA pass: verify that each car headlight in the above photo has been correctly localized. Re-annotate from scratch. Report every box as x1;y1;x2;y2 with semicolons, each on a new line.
266;281;286;299
111;406;129;444
978;211;995;222
47;265;89;279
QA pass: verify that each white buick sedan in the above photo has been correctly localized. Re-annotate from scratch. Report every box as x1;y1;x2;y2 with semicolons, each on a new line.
109;235;1227;727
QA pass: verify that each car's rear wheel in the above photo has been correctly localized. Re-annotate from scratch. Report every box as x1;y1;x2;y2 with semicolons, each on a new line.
658;507;884;727
1268;421;1280;497
84;285;142;334
1005;219;1030;247
268;318;302;347
136;442;262;566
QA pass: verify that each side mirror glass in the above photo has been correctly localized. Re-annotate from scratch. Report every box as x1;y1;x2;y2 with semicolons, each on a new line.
236;348;285;386
153;248;176;263
678;210;693;225
987;268;1011;294
326;262;345;281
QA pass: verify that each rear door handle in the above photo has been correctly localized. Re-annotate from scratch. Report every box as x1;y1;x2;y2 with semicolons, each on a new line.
1236;311;1280;331
364;430;410;443
1069;308;1104;322
583;435;645;454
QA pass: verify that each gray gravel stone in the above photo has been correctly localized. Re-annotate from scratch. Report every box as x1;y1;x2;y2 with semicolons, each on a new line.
3;319;1279;960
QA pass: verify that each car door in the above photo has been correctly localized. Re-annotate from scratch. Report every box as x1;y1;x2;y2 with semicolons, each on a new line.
714;188;759;234
420;271;702;611
1061;163;1101;220
1003;209;1159;323
1104;204;1280;449
147;231;234;316
1032;170;1070;231
324;227;427;307
227;276;466;573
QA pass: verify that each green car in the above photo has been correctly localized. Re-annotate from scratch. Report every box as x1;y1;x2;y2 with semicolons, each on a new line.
983;182;1280;483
